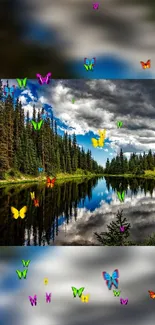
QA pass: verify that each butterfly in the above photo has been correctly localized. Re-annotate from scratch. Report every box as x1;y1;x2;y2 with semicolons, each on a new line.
34;199;39;207
31;120;43;130
11;206;27;219
36;73;51;85
71;287;85;298
91;129;106;148
93;2;99;9
3;85;15;98
16;78;27;88
140;59;151;69
81;294;90;303
46;176;56;188
148;291;155;299
102;269;119;290
30;192;35;200
120;298;128;305
16;269;28;279
46;293;51;303
117;191;125;202
44;278;48;285
29;295;37;306
117;121;123;128
38;167;43;172
22;260;31;267
120;226;125;232
84;58;96;71
113;290;121;297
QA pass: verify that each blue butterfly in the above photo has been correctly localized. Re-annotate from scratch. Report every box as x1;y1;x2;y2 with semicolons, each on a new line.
102;269;119;290
84;58;96;71
3;85;15;98
38;167;43;172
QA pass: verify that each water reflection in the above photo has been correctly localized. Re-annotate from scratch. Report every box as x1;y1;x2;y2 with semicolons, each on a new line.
0;176;155;245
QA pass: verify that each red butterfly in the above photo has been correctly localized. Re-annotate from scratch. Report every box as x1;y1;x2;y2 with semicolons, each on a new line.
34;199;39;207
148;291;155;299
140;59;151;69
46;176;56;188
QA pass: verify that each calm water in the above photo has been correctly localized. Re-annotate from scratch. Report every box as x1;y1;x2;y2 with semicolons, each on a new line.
0;176;155;245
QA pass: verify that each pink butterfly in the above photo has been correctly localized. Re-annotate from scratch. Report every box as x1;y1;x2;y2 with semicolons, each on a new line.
36;73;51;85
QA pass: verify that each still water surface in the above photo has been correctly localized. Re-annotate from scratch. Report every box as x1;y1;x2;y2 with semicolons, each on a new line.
0;177;155;245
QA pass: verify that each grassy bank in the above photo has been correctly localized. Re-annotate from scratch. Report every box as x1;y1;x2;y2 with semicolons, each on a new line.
0;169;103;185
103;169;155;179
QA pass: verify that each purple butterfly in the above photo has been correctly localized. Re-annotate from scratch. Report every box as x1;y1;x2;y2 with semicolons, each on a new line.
36;73;51;85
93;2;99;9
120;298;128;305
29;295;37;306
46;293;51;303
120;226;125;232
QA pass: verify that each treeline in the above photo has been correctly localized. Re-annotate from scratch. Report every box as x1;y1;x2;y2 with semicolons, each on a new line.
104;149;155;175
0;80;104;177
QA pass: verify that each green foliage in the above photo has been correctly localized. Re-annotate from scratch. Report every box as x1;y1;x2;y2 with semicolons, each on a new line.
0;80;104;177
104;148;155;175
94;210;131;245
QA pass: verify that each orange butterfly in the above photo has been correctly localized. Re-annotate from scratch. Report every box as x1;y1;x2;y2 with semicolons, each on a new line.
140;59;151;69
46;176;56;188
34;199;39;207
148;291;155;299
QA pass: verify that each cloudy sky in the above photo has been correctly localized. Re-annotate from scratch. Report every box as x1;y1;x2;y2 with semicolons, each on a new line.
0;246;154;325
3;79;155;167
2;0;155;77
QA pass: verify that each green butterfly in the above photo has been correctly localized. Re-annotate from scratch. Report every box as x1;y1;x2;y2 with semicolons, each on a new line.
16;269;28;279
31;120;43;130
71;287;85;298
117;121;123;128
117;191;125;202
16;78;27;88
22;260;30;267
84;63;93;71
113;290;121;297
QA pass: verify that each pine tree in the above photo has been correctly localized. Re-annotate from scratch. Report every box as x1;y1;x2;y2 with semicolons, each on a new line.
94;210;131;245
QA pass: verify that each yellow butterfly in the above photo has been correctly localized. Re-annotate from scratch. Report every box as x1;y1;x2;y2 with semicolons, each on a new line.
30;192;35;200
81;294;90;303
44;278;48;285
91;129;106;148
11;206;27;219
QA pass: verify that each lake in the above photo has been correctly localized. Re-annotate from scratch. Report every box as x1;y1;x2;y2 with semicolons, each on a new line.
0;176;155;246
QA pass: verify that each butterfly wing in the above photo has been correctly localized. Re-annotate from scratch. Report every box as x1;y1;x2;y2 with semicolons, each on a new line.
146;59;151;68
23;78;27;87
102;272;112;290
25;260;30;267
16;270;22;279
38;120;43;130
16;79;22;88
19;206;27;219
22;260;26;267
34;199;39;207
36;73;43;85
84;64;89;71
77;287;85;298
91;57;96;66
31;120;37;130
71;287;78;298
23;269;28;279
111;269;119;289
140;61;146;69
51;177;56;184
121;191;125;201
91;138;98;148
45;72;51;84
148;290;155;299
46;177;51;184
11;207;19;219
10;86;15;96
117;192;122;201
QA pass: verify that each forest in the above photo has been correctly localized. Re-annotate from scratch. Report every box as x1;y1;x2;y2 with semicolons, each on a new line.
0;80;104;179
104;149;155;175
